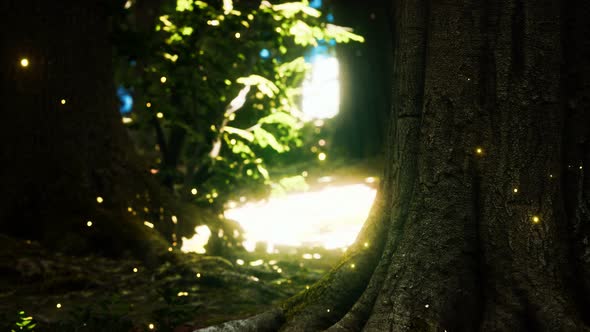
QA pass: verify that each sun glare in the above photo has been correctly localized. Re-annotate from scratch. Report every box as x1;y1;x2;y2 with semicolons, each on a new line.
181;225;211;254
225;184;376;252
302;56;340;119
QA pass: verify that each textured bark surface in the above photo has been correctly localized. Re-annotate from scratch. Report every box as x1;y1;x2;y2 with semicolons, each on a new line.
199;0;590;331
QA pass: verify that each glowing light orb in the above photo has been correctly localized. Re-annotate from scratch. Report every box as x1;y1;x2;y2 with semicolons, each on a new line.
259;48;270;59
310;0;322;9
302;56;340;119
60;99;66;105
326;13;335;23
117;86;133;114
20;58;29;67
225;184;376;252
181;225;211;254
532;216;540;223
160;76;167;83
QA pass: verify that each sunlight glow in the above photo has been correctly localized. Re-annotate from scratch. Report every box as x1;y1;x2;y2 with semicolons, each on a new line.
302;56;340;119
225;184;376;251
181;225;211;254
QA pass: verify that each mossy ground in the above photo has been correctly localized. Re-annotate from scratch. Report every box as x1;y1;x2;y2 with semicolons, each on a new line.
0;235;342;331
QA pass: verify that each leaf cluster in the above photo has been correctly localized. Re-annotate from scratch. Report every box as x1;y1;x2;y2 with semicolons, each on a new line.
114;0;363;209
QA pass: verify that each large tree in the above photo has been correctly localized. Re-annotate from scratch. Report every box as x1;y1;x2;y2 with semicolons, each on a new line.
200;0;590;330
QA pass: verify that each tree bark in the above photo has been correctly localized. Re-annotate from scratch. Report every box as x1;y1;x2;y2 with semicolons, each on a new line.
198;0;590;330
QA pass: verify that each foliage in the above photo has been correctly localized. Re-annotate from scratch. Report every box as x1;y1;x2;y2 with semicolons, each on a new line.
114;0;363;210
10;311;36;332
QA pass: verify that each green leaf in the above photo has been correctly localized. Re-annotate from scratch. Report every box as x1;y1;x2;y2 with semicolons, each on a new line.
253;127;286;153
224;126;254;141
231;140;254;156
324;24;365;43
289;20;317;46
236;75;279;97
258;112;301;129
272;2;321;18
277;57;309;77
194;1;208;9
257;164;270;180
176;0;193;12
180;26;194;35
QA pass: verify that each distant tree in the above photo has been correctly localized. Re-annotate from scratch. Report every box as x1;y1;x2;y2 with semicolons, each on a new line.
199;0;590;330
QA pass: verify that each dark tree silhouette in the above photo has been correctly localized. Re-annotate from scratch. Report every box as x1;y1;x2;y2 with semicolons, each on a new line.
0;0;221;265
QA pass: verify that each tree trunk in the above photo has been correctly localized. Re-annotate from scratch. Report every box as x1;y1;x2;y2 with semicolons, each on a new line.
0;0;220;265
198;0;590;330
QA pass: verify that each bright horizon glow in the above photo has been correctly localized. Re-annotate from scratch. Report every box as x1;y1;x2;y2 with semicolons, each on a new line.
225;183;376;252
302;56;340;119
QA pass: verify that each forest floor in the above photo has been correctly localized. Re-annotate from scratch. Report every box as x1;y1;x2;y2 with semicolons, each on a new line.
1;158;382;332
0;235;343;331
